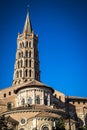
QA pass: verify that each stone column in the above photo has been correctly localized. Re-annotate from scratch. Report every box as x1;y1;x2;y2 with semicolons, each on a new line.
42;90;44;105
25;90;27;104
33;90;35;104
48;93;50;106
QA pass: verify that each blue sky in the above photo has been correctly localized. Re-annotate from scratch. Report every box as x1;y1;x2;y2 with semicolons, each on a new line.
0;0;87;97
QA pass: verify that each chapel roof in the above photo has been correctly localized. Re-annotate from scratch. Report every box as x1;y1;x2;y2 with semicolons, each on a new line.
14;80;54;93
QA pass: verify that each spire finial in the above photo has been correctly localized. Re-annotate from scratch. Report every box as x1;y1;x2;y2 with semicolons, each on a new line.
27;4;30;15
23;5;32;34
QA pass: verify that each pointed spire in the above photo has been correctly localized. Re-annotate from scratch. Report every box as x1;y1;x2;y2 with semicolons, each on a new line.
23;11;32;34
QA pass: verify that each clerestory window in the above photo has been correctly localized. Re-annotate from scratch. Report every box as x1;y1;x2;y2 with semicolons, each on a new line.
36;96;40;104
21;98;25;106
28;97;32;105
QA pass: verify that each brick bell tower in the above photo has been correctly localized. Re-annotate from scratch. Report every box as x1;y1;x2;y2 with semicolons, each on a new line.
12;12;40;85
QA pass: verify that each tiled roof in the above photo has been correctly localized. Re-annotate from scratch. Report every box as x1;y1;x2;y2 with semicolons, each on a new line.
6;116;19;124
2;104;65;116
35;111;61;118
66;96;87;101
14;80;54;93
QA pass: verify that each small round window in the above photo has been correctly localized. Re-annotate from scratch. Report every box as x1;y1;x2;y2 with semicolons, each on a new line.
20;118;26;125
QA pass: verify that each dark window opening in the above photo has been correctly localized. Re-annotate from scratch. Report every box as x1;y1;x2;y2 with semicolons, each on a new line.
29;60;31;67
73;101;75;104
42;126;49;130
25;59;28;67
36;96;40;104
4;93;6;98
20;60;23;67
21;98;25;106
29;70;31;77
16;71;19;78
78;101;80;104
7;102;12;110
21;52;23;57
26;51;28;57
44;97;48;105
29;51;31;57
9;92;11;95
25;69;28;77
20;70;22;77
29;41;31;47
83;101;85;104
26;41;28;47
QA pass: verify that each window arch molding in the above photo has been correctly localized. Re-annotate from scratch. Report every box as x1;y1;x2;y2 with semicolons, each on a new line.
40;124;49;130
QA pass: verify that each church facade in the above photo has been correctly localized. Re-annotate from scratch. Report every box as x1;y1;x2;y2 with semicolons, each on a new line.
0;12;87;130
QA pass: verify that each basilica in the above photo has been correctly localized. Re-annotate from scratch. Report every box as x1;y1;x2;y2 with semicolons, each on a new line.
0;12;87;130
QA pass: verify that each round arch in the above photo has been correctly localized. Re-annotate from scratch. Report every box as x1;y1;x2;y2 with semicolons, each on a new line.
41;126;49;130
40;123;50;130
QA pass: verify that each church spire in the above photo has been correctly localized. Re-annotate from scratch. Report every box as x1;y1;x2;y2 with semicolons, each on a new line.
23;11;32;34
12;12;40;86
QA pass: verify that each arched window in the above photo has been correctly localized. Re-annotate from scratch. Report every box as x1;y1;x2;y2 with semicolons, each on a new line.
4;93;6;98
29;41;31;47
29;70;31;77
7;102;12;110
29;51;31;57
20;70;22;77
18;61;20;68
29;60;31;67
20;60;23;67
44;97;48;105
19;52;21;58
28;97;32;105
26;51;28;57
36;96;40;104
26;41;28;47
16;71;19;78
25;69;28;77
21;98;25;106
42;126;49;130
25;59;28;67
9;91;11;95
21;52;23;57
